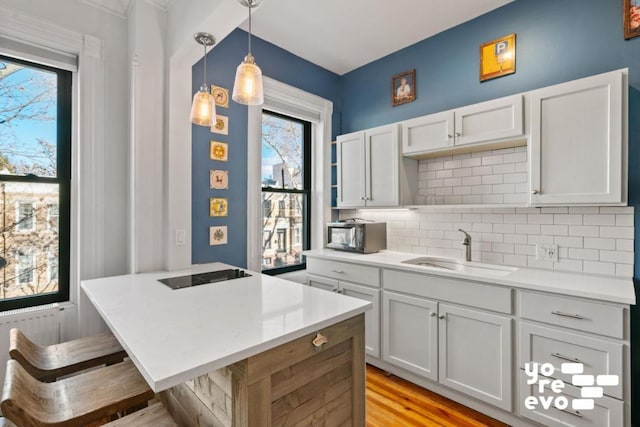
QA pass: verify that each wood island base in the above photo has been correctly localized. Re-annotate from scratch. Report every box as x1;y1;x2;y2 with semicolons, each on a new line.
158;314;365;427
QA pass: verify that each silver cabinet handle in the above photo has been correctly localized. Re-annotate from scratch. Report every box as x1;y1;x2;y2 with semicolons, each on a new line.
332;270;344;274
447;134;453;138
438;314;445;319
551;352;582;363
555;407;583;418
531;190;539;195
430;312;436;317
455;132;462;137
551;310;584;320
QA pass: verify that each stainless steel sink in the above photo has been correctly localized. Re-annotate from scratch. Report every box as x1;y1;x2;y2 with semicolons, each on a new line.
401;257;517;277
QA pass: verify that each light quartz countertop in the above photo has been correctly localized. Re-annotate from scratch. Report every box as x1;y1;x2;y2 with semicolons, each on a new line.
303;249;636;305
81;263;371;392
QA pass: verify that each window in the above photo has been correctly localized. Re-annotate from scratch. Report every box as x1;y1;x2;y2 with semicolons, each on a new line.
0;54;71;310
17;252;34;285
263;230;272;249
294;226;301;245
261;111;311;274
48;204;59;230
16;202;35;231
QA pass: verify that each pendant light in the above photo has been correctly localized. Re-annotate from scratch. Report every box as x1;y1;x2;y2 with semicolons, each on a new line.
232;0;264;105
190;32;217;126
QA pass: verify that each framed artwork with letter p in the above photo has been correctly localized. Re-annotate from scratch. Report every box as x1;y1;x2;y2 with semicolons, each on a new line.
480;33;516;82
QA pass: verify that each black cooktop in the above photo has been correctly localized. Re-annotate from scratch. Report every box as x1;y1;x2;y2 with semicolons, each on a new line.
158;269;251;290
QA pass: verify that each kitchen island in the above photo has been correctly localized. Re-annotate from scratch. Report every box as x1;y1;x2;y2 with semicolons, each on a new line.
81;263;371;427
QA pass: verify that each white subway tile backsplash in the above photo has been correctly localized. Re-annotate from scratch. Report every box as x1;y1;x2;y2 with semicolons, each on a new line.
616;239;634;252
584;238;616;250
353;149;634;276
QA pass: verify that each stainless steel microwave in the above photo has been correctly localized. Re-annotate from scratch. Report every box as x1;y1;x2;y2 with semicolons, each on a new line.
326;220;387;254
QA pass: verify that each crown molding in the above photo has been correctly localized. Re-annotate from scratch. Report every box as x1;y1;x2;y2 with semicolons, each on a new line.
80;0;172;18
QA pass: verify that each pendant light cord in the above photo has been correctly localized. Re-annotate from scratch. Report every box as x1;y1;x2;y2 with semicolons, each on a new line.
203;42;207;89
248;0;253;56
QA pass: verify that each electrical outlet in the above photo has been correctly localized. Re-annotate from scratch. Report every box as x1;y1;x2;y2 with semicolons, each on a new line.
535;244;558;262
175;229;186;246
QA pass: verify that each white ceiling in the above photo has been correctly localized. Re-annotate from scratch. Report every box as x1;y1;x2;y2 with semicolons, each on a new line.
242;0;513;75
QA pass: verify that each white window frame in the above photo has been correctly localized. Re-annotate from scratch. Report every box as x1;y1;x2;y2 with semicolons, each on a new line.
47;203;59;231
15;251;35;286
247;77;333;271
15;201;36;232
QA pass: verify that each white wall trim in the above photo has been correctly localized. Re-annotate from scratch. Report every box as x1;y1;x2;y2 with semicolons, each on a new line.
247;77;333;271
0;8;107;338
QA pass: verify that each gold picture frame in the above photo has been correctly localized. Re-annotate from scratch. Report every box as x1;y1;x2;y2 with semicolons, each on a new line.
624;0;640;40
211;85;229;108
391;69;416;106
211;115;229;135
480;33;516;82
210;141;228;162
209;197;228;217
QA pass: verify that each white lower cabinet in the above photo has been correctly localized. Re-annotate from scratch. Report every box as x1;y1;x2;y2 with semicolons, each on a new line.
382;291;438;381
306;272;380;358
438;304;512;411
382;291;512;411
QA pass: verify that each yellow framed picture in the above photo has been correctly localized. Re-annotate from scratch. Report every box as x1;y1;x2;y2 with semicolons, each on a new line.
209;197;228;217
211;115;229;135
479;33;516;82
210;141;228;161
211;85;229;108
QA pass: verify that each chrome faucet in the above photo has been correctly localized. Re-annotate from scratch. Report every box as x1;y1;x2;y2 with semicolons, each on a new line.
458;228;472;262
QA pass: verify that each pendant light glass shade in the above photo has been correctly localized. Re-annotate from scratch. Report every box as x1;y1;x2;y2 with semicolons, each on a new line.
232;0;264;106
190;88;216;126
232;54;264;105
190;32;217;126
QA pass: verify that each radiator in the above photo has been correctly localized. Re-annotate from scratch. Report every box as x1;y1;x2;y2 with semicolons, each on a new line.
0;304;62;386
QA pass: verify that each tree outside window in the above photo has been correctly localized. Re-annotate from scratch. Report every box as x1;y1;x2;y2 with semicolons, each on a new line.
260;111;311;275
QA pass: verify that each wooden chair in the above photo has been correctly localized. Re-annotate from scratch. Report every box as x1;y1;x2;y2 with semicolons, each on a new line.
1;359;154;426
9;328;126;382
103;402;178;427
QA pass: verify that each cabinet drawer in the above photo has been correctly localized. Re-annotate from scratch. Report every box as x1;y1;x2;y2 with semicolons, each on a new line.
520;291;624;339
519;372;623;427
519;322;623;399
383;269;512;314
306;258;380;287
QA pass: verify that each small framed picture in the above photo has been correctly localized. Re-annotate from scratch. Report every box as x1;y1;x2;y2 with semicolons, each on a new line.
211;85;229;108
210;141;228;162
624;0;640;40
211;115;229;135
209;226;228;246
210;170;229;190
480;33;516;82
209;197;228;217
391;69;416;106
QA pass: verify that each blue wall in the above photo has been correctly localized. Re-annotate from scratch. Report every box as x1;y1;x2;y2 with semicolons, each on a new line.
192;29;341;268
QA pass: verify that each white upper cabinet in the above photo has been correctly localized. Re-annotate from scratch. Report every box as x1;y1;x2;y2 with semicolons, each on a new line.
454;94;524;146
402;111;454;155
402;94;524;156
337;124;416;208
529;69;626;206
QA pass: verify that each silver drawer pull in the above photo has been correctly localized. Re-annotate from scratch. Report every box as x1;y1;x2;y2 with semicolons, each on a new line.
551;352;582;364
551;310;584;320
555;406;583;418
332;269;345;274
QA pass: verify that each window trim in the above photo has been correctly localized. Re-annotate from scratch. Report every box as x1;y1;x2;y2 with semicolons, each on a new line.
0;54;71;310
15;201;36;232
247;77;333;273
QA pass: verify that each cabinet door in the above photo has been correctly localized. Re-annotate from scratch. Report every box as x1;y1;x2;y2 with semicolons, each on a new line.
438;304;512;411
529;70;624;205
341;281;380;358
401;111;454;155
336;131;366;208
454;94;524;146
382;291;438;381
306;274;338;293
365;124;400;207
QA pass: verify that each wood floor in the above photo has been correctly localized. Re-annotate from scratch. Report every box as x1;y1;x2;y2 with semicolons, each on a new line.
366;365;510;427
